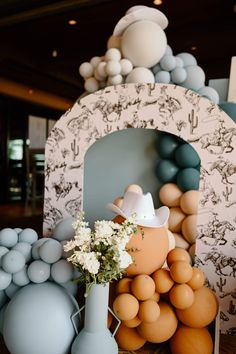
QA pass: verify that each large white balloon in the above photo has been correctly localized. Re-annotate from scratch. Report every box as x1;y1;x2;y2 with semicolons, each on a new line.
121;20;167;68
126;67;155;83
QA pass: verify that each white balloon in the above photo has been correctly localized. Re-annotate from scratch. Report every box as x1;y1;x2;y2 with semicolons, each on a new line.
105;48;121;61
107;74;123;85
167;230;176;251
96;61;108;79
90;56;101;68
79;62;94;78
120;58;133;75
106;60;121;76
84;77;99;93
126;67;155;83
121;20;167;68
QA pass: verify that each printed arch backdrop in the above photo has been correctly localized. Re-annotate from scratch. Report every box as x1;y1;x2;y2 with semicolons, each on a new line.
43;83;236;334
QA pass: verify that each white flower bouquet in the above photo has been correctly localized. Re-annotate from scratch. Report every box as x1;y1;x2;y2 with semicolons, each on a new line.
63;212;137;286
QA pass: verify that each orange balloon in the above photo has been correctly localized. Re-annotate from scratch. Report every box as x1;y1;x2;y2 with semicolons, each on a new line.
113;216;169;276
138;300;160;323
176;287;219;328
152;268;174;293
169;261;193;283
187;267;205;290
137;301;178;343
170;325;213;354
131;274;155;300
113;293;139;321
116;277;132;294
115;324;146;351
169;284;194;309
123;316;142;328
167;248;190;267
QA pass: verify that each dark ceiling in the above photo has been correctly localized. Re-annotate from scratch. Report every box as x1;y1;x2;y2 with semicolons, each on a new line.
0;0;235;105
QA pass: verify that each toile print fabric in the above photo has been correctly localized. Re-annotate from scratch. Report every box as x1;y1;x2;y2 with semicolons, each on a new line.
43;83;236;334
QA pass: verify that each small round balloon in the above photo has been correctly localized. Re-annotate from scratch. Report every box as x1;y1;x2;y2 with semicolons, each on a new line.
156;133;181;159
0;228;18;248
175;143;200;168
18;228;38;245
27;260;50;283
177;168;200;192
156;160;179;183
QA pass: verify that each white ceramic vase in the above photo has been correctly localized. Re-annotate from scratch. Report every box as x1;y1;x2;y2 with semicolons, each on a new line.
71;283;119;354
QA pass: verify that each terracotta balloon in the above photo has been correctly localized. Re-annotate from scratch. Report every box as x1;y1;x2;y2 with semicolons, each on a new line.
113;216;169;276
176;286;219;328
170;325;213;354
115;324;146;351
137;301;178;343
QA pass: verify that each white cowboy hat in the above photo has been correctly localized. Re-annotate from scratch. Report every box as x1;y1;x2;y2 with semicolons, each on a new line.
107;191;169;228
113;5;168;36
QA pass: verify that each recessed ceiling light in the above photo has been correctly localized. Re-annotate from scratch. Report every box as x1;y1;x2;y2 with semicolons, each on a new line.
191;46;198;51
68;19;77;25
153;0;163;5
52;50;58;57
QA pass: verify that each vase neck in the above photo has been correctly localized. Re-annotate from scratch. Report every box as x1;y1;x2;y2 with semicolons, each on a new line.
84;283;109;333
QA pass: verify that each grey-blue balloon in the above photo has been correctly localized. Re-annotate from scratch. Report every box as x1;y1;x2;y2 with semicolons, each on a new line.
198;86;220;104
0;228;18;248
27;260;50;283
52;217;76;241
18;228;38;245
12;242;32;263
3;282;79;354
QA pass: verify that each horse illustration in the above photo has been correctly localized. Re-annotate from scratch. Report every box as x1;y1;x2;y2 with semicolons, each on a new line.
198;217;235;246
204;251;236;277
209;159;236;184
189;126;236;154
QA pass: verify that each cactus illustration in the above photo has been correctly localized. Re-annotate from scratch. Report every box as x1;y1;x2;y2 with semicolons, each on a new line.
71;139;79;160
188;109;198;134
223;186;233;202
228;300;236;315
217;277;226;292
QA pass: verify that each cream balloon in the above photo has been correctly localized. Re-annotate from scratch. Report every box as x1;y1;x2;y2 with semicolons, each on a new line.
121;20;167;68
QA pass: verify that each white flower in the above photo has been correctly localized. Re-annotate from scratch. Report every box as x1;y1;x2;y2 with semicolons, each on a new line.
69;251;100;275
63;240;76;252
118;250;133;269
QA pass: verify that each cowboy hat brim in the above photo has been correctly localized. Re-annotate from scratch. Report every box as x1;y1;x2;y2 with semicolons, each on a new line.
113;7;168;36
107;203;169;228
